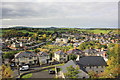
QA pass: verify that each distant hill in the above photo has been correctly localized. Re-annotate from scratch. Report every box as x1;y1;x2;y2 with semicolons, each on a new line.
9;26;33;29
49;27;57;29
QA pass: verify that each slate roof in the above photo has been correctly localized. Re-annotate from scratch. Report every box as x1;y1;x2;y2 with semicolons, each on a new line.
15;51;37;58
83;49;98;54
55;50;66;55
38;51;48;56
60;60;89;78
77;56;107;66
66;49;84;55
97;51;106;54
61;60;77;73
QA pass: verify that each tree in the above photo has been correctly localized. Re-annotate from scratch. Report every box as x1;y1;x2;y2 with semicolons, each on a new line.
3;51;20;59
98;44;120;78
64;65;80;78
35;49;40;53
88;70;98;78
68;54;77;61
42;34;46;39
78;43;85;50
32;33;38;40
24;32;29;37
1;64;13;78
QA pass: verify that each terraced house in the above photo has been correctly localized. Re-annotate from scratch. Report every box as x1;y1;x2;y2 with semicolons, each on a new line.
14;51;38;66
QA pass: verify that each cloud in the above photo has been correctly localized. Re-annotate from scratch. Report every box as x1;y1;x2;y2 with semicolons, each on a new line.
2;0;119;2
2;2;118;28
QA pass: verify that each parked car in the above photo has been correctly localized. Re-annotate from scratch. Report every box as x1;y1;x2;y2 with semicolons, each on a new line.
10;63;15;67
49;69;55;74
20;65;29;71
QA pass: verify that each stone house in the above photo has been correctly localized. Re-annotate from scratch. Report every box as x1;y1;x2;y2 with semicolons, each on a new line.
66;48;85;61
55;60;89;78
54;50;67;62
83;49;98;56
14;51;38;66
76;56;107;74
55;38;68;44
37;51;50;65
55;56;107;78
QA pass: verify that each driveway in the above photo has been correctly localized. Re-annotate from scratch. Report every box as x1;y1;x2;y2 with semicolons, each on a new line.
31;71;55;78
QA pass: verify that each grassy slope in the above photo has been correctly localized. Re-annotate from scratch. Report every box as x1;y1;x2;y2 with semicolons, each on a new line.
22;73;32;78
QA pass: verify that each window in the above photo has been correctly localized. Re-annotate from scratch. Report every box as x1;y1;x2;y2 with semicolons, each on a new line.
29;57;32;59
90;66;91;69
21;63;25;65
96;66;98;68
82;77;85;79
64;55;66;57
101;66;104;68
29;61;32;64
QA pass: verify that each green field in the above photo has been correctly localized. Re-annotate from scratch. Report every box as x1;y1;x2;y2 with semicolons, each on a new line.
18;30;34;34
77;29;112;34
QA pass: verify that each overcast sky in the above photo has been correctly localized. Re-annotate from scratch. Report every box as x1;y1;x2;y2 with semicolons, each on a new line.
1;0;118;28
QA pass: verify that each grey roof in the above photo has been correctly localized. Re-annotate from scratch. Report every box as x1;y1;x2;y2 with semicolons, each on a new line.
60;60;89;78
83;49;98;54
61;60;77;73
55;50;66;55
38;51;48;56
77;56;107;66
66;49;84;55
97;51;106;54
15;51;37;58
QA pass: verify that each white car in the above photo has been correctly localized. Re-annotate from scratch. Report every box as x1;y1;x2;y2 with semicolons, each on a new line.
20;65;29;71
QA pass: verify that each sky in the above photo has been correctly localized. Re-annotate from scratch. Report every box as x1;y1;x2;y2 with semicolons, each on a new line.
1;0;119;28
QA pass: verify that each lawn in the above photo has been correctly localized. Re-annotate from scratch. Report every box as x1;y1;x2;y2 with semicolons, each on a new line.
22;73;32;78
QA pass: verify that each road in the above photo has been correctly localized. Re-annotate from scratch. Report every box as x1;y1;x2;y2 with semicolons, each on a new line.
31;71;55;78
13;62;60;78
